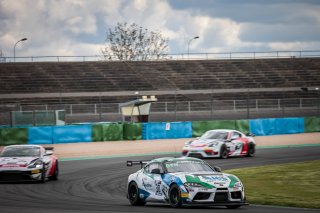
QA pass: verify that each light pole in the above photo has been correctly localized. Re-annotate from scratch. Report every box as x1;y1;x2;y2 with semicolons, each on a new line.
13;37;27;62
187;36;199;58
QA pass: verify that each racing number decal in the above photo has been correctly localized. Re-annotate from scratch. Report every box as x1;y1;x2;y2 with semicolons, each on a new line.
237;138;249;154
155;180;162;196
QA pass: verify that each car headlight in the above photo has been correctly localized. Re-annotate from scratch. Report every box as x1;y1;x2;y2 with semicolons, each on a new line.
27;159;43;169
184;141;193;146
233;182;243;188
208;142;219;147
184;182;203;188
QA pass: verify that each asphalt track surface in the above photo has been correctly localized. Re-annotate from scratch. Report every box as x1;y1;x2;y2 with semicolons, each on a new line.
1;146;320;213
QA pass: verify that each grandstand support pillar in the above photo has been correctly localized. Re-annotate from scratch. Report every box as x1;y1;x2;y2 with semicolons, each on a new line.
70;105;73;116
281;91;285;117
174;91;177;121
210;98;214;119
246;88;250;119
316;87;320;117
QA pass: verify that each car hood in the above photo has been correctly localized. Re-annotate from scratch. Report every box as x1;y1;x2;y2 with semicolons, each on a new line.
172;171;240;188
189;139;222;147
0;156;39;167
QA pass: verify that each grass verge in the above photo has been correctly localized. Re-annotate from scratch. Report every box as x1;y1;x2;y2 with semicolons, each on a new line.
225;160;320;209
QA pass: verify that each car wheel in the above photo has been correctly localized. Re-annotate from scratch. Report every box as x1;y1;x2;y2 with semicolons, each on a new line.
220;145;228;159
247;143;255;157
49;161;59;181
128;182;146;206
226;205;241;209
169;184;182;208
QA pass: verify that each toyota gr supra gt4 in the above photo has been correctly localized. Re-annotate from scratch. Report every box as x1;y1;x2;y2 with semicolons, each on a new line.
127;157;247;208
0;145;59;182
182;129;256;159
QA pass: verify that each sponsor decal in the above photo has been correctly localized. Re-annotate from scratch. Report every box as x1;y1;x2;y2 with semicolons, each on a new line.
142;181;152;189
202;176;228;182
181;192;189;198
31;169;41;174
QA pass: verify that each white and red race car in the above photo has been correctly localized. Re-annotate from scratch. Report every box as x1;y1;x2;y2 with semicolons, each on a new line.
182;129;256;159
0;145;59;182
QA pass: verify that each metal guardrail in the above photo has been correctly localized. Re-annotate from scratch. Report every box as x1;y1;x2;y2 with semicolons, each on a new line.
1;98;319;125
1;50;320;63
1;98;319;114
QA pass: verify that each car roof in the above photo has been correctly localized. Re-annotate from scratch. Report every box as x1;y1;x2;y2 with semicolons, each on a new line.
205;129;240;133
149;157;204;164
3;145;42;149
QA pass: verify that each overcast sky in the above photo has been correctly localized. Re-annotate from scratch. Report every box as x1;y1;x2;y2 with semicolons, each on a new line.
1;0;320;59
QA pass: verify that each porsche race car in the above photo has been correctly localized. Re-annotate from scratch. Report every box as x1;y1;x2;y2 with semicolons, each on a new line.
0;145;59;182
182;129;256;158
127;157;247;208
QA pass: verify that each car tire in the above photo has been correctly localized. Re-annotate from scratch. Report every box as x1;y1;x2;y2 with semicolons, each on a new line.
220;144;228;159
128;182;146;206
226;205;241;209
247;143;255;157
169;184;182;208
49;161;59;181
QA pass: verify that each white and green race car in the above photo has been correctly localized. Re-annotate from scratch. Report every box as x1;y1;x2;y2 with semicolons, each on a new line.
126;157;247;208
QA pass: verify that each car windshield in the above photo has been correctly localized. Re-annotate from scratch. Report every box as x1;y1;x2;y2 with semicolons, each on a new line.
200;131;228;140
164;160;215;173
0;147;40;157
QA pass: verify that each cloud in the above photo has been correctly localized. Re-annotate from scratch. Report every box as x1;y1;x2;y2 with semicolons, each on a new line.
0;0;319;58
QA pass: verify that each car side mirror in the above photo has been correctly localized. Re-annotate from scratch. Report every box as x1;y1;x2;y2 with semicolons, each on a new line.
246;132;255;137
151;168;162;174
45;150;53;156
214;166;222;172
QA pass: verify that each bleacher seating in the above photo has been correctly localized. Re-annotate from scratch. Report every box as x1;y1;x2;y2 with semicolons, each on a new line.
0;58;319;104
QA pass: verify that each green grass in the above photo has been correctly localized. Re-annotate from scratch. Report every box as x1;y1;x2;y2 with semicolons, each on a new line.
225;160;320;209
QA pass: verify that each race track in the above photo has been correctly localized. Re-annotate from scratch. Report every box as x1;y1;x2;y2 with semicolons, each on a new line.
0;146;320;213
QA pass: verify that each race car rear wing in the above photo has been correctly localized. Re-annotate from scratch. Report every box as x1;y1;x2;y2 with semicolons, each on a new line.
44;147;54;155
44;147;54;151
126;161;149;168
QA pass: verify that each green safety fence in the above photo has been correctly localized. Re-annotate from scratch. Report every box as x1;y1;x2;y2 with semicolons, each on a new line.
0;128;28;146
123;123;142;140
92;123;124;141
92;124;103;142
192;120;249;137
304;117;320;132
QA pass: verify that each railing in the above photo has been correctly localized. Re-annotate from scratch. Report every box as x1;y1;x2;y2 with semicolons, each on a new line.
1;98;319;125
1;50;320;63
1;98;319;115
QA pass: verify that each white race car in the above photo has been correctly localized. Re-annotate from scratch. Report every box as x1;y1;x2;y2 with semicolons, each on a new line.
127;157;247;208
0;145;59;182
182;129;256;158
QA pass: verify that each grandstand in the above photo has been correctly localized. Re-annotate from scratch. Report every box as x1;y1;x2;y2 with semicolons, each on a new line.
0;57;319;125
